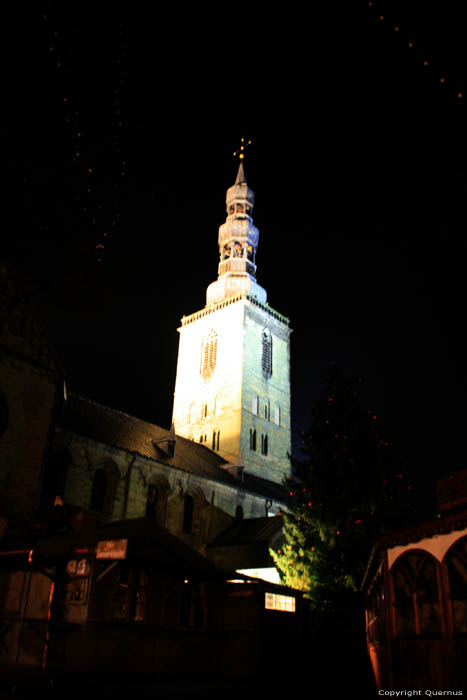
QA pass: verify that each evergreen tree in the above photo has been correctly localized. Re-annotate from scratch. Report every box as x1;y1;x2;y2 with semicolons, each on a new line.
271;363;411;629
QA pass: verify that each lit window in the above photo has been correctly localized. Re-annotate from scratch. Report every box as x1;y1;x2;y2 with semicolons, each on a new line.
265;592;296;612
252;395;259;415
64;559;91;604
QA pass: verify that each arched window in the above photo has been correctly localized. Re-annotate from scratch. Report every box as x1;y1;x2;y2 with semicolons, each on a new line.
274;404;281;426
188;402;196;424
250;428;257;451
183;494;194;534
39;445;71;512
145;483;158;517
252;395;259;415
392;550;442;636
264;399;270;421
144;477;169;525
201;330;218;379
235;505;244;520
211;430;220;450
445;535;467;634
90;469;108;513
261;329;272;377
261;434;268;456
233;241;243;257
90;462;118;514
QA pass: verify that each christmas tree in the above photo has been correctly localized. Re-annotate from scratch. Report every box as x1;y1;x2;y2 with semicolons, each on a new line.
271;362;411;629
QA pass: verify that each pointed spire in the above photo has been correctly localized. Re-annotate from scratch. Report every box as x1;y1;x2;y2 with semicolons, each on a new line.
235;161;246;185
205;143;267;307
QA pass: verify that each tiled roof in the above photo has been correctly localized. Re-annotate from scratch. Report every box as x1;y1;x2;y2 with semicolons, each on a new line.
375;508;467;550
36;517;221;575
96;517;218;573
58;393;289;503
208;515;283;547
242;473;289;504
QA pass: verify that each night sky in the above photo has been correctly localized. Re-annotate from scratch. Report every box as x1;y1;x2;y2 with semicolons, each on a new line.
4;2;466;485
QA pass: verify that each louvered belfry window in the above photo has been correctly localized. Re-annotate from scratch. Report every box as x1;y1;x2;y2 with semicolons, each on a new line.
201;330;217;379
261;329;272;377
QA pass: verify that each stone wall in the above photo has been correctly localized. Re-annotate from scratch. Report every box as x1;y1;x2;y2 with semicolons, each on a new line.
172;296;291;483
0;354;59;525
241;300;292;483
0;265;63;528
58;431;279;553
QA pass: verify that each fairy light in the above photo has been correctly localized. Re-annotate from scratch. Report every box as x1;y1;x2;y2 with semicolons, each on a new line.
39;10;129;264
366;1;465;101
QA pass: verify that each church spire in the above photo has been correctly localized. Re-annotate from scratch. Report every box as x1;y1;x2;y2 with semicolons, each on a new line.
235;160;246;184
206;142;267;306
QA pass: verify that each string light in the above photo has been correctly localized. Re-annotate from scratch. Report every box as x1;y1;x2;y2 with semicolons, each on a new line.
366;1;464;100
40;10;128;264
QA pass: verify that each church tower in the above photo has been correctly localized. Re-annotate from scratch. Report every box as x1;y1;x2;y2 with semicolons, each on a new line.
172;151;292;484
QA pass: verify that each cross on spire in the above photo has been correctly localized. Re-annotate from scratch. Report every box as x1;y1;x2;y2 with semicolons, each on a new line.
233;137;252;161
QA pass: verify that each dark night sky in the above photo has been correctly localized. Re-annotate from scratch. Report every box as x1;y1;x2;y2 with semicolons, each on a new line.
4;2;466;482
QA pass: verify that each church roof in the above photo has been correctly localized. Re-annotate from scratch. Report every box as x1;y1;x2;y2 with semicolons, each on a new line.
208;515;283;547
58;393;289;503
241;473;291;504
35;516;221;576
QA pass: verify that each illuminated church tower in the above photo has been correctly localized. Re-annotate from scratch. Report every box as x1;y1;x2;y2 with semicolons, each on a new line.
172;148;291;484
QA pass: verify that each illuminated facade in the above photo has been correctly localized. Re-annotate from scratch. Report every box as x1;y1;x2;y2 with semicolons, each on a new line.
172;163;292;484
